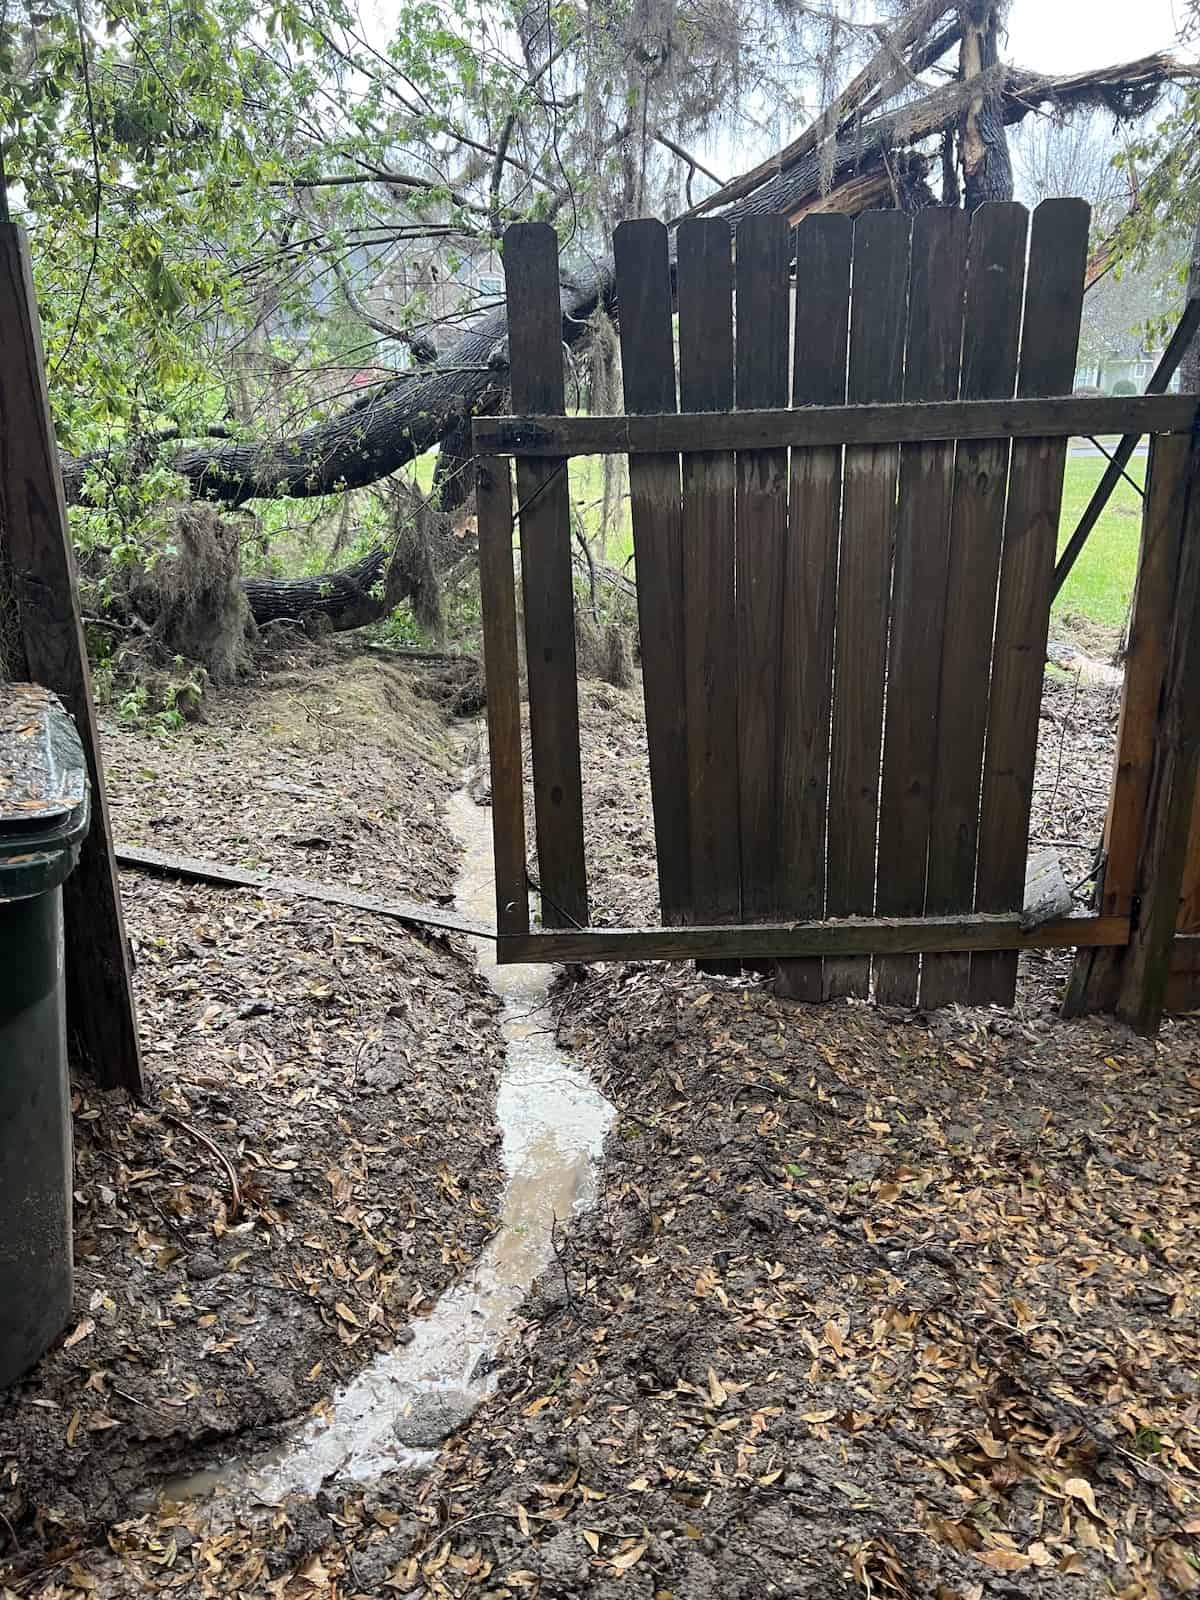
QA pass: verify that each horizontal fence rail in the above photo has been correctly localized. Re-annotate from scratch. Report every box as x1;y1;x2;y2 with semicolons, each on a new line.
473;394;1197;458
497;912;1130;965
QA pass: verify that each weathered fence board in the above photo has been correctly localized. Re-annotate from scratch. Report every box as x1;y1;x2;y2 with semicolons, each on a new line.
499;912;1128;965
921;201;1028;1009
1065;434;1199;1018
614;218;690;922
476;456;528;937
475;394;1195;455
825;209;911;998
775;214;851;1003
973;199;1090;1005
735;214;791;920
473;200;1200;1036
0;225;142;1093
1064;433;1190;1016
875;206;968;1005
504;223;587;928
677;219;741;940
1114;431;1200;1032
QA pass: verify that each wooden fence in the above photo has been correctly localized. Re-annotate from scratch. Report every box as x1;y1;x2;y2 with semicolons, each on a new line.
474;205;1200;1033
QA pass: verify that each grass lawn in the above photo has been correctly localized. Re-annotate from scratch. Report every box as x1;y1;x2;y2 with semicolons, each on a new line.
1054;451;1143;640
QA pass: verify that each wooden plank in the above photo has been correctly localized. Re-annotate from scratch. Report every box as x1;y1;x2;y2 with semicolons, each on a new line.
734;213;791;920
973;198;1090;1005
677;218;740;942
1115;432;1200;1032
0;224;142;1094
473;394;1196;456
1052;295;1200;600
825;209;911;999
921;201;1029;1010
476;456;528;936
775;214;852;1003
503;222;587;929
114;844;493;939
1177;778;1200;932
497;912;1128;966
613;219;689;922
1166;931;1200;1015
1062;434;1190;1016
875;207;969;1006
1099;436;1191;920
1171;934;1200;1004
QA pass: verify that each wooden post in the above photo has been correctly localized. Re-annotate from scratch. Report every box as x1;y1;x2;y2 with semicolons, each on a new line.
1063;433;1191;1018
476;457;529;938
1113;430;1200;1034
0;224;142;1094
503;223;588;930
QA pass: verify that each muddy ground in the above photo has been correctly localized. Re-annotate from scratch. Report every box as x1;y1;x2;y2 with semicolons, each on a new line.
314;659;1196;1600
7;643;1200;1599
0;647;504;1575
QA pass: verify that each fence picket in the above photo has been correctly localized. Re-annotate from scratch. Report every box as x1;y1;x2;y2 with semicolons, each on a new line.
677;219;741;948
825;210;911;1000
973;198;1090;1005
503;222;588;928
735;214;791;921
614;219;690;922
776;215;851;1002
875;207;969;1005
921;202;1028;1009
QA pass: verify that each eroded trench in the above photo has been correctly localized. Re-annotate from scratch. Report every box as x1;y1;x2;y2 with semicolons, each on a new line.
156;777;614;1507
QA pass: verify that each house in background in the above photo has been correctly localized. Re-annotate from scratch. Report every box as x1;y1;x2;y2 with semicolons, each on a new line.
1073;333;1180;395
1072;237;1185;395
369;239;504;356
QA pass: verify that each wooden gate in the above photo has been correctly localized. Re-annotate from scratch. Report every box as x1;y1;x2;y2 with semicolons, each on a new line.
473;206;1200;1024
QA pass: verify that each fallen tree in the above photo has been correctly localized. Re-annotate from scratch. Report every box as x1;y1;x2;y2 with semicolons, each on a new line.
58;8;1198;637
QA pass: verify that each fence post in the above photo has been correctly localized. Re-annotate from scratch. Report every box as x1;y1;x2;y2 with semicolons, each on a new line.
0;223;143;1094
1112;429;1200;1033
1063;433;1190;1017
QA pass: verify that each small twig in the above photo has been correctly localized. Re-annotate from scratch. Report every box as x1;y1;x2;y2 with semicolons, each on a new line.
110;1386;147;1409
162;1112;243;1221
549;1214;576;1312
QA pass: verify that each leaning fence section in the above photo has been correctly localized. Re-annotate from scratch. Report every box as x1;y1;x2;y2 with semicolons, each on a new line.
475;205;1200;1033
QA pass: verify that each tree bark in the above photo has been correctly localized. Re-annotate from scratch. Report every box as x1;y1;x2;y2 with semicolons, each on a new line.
957;1;1013;210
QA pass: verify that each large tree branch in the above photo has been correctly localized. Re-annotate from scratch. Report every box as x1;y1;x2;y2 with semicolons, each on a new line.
678;0;961;220
59;50;1198;514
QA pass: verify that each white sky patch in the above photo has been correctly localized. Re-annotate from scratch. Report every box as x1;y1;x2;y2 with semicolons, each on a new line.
1004;0;1186;72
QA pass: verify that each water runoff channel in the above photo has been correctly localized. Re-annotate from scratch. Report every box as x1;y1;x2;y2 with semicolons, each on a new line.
156;774;614;1506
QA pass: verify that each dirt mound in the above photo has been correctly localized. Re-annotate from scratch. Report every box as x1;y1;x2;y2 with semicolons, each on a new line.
101;645;462;903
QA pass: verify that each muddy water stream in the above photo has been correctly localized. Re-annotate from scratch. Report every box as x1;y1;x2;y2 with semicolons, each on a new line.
159;781;613;1505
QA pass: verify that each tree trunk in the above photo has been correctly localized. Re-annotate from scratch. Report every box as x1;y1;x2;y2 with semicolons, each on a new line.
57;48;1176;528
957;1;1013;210
243;543;394;631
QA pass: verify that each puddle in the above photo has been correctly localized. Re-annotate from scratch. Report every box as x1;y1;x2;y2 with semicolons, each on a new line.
157;779;613;1506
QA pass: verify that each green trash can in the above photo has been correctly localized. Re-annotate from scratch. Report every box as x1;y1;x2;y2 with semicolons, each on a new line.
0;684;90;1388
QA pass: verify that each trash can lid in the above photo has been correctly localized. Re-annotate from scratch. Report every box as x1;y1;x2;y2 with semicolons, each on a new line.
0;685;91;901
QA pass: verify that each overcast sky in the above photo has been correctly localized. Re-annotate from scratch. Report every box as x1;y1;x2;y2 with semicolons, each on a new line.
1005;0;1187;72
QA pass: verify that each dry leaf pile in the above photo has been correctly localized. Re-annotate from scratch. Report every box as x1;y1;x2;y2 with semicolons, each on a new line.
0;650;503;1578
